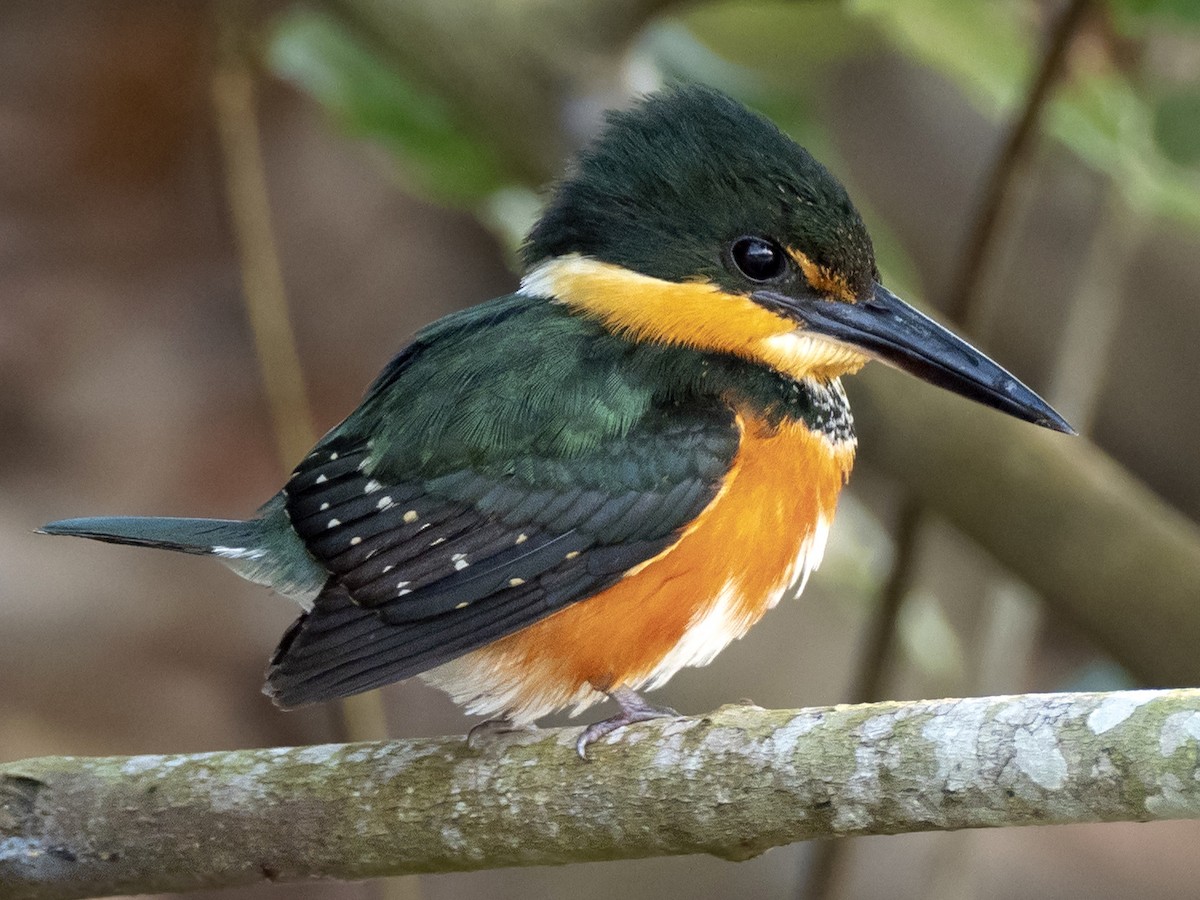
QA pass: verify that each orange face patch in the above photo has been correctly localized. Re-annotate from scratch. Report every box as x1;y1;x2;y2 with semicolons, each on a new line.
786;248;856;303
523;254;870;382
526;254;796;354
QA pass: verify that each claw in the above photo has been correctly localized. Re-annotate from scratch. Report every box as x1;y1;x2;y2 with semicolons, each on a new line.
576;685;680;759
466;717;536;749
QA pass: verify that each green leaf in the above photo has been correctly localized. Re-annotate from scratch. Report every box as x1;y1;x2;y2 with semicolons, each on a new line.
849;0;1200;230
268;9;507;205
1108;0;1200;28
1153;88;1200;167
847;0;1033;114
683;1;875;80
1047;73;1200;228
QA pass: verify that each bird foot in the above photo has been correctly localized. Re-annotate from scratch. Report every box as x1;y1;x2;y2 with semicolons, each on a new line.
576;685;680;760
466;717;536;749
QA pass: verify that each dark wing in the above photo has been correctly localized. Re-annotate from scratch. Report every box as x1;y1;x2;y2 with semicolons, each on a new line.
266;407;739;706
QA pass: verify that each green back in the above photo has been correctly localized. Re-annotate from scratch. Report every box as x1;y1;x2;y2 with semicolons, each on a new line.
336;293;852;479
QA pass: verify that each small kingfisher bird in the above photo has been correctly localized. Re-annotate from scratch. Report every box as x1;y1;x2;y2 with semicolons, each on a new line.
42;86;1071;756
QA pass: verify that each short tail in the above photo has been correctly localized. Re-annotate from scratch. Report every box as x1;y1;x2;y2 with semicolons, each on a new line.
39;516;255;556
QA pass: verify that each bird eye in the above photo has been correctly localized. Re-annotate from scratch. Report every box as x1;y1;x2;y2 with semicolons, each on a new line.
730;236;787;282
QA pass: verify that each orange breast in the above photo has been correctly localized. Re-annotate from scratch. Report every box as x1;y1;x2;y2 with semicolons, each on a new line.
423;410;854;723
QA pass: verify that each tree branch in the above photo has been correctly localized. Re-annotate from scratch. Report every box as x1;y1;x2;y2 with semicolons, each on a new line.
5;689;1200;899
943;0;1093;328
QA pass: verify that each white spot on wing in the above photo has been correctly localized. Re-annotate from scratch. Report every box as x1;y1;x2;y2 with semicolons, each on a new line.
364;479;382;493
403;510;418;523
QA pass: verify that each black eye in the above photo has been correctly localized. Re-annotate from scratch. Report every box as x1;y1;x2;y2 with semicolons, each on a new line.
730;236;787;282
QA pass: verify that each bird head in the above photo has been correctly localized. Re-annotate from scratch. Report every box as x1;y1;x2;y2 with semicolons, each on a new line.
521;84;1072;433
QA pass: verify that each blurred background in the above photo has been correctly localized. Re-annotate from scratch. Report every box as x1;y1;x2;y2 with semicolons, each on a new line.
3;0;1200;898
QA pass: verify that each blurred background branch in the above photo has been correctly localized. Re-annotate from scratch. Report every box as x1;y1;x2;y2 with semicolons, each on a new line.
805;5;1100;894
211;8;411;897
944;0;1094;329
853;371;1200;685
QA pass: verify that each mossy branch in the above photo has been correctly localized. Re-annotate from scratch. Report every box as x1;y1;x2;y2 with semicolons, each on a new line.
5;688;1200;899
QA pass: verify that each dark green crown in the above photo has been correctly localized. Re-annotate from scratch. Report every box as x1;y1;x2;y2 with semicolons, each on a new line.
523;84;877;298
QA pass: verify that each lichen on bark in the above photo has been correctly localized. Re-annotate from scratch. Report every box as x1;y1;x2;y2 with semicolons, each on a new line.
4;689;1200;899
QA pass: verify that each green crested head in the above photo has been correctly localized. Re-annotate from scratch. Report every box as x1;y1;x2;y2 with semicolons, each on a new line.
522;84;877;301
518;84;1072;434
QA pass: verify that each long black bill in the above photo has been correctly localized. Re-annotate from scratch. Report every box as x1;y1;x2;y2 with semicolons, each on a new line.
753;282;1074;434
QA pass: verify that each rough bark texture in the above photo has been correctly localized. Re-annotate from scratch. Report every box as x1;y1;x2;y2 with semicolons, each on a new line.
4;689;1200;899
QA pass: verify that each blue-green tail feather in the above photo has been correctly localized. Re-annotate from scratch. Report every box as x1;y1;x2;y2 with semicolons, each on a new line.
40;502;328;608
39;516;256;555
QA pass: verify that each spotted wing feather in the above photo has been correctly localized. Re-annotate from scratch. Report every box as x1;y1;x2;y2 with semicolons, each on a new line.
268;409;738;707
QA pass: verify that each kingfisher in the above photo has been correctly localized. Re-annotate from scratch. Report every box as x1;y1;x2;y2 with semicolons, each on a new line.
42;85;1071;756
